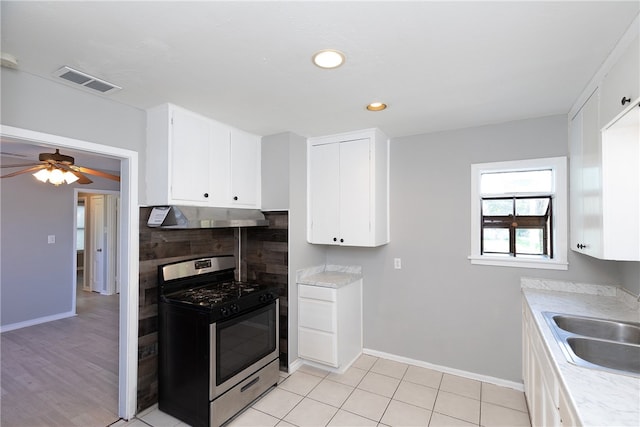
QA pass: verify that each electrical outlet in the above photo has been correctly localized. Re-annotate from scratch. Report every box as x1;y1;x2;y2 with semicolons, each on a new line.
48;235;55;244
394;258;401;269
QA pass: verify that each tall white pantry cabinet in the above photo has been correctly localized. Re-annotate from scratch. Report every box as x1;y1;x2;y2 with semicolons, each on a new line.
307;128;390;247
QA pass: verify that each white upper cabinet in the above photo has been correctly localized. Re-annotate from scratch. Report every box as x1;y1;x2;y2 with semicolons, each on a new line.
307;128;389;247
568;20;640;261
146;103;261;208
599;35;639;128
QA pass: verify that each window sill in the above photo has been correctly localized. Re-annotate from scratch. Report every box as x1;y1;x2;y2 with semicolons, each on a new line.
468;255;568;270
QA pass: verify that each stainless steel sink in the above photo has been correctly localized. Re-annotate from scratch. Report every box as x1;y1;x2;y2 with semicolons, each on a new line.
552;314;640;345
567;337;640;374
542;311;640;377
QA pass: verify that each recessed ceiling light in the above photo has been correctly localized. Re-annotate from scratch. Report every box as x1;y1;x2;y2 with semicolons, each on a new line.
366;102;387;111
312;49;345;69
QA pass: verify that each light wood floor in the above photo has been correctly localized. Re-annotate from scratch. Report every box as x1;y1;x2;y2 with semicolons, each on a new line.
1;287;120;427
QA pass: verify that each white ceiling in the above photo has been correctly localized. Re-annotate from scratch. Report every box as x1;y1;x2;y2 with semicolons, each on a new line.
1;1;639;145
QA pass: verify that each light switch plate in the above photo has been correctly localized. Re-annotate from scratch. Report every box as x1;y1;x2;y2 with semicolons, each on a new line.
394;258;401;269
48;235;55;244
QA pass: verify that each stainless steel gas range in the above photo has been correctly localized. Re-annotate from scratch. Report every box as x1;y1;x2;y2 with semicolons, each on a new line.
157;255;279;427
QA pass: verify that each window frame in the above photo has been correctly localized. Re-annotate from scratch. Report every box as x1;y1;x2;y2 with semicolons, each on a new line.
469;156;568;270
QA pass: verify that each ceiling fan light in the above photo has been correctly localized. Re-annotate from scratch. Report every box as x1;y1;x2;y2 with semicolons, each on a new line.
63;171;79;184
33;168;51;183
49;168;65;185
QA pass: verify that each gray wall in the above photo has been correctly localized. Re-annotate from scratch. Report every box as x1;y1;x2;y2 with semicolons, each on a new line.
1;174;119;326
262;131;325;367
1;68;145;327
325;115;626;383
261;132;291;211
0;69;146;196
620;262;640;295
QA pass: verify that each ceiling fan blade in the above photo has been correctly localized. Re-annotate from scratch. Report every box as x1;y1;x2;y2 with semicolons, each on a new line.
0;164;47;178
1;162;41;168
69;169;93;185
56;163;93;184
75;166;121;182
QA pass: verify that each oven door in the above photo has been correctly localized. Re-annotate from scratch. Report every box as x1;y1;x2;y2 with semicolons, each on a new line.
210;300;279;399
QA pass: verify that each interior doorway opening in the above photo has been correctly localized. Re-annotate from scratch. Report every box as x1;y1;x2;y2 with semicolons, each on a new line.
75;190;120;299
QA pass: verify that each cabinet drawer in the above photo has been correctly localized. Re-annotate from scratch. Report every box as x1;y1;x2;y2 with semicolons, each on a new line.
299;299;336;332
298;328;337;367
299;284;336;302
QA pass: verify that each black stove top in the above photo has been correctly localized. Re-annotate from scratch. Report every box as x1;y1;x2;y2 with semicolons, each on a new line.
166;281;264;307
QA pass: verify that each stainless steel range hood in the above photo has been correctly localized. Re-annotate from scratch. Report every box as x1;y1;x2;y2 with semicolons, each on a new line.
147;206;269;229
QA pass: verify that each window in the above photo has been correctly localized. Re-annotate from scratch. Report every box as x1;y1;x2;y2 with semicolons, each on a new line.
470;157;568;270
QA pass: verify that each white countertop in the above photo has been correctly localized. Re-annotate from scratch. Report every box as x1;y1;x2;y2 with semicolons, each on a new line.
296;264;362;288
521;278;640;426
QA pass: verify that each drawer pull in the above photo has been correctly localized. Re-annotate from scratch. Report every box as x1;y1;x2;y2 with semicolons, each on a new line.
241;376;260;393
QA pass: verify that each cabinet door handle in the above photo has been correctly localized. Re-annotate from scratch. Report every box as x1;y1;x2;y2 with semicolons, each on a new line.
577;243;587;249
340;238;344;243
204;193;209;198
233;196;238;201
333;237;337;242
621;97;631;106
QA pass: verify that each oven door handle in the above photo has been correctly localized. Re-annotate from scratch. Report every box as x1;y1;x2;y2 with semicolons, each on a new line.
240;376;260;393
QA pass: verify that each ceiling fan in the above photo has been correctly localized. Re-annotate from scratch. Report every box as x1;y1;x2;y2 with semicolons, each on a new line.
0;149;120;185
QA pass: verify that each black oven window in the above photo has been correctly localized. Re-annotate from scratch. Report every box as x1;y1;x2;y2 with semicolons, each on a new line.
216;303;276;385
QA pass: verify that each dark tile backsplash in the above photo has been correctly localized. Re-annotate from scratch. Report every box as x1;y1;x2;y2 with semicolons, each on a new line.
137;207;288;413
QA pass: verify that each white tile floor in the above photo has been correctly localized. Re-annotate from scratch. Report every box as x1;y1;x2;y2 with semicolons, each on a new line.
112;354;531;427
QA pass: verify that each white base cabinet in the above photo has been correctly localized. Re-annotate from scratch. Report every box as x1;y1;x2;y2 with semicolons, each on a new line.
522;302;580;427
298;281;362;370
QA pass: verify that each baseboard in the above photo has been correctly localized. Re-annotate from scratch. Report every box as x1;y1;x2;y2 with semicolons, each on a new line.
288;357;305;374
363;348;524;392
0;311;76;333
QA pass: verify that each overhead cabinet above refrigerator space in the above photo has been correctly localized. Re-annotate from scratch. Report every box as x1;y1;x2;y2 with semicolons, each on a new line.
145;103;261;208
307;128;389;247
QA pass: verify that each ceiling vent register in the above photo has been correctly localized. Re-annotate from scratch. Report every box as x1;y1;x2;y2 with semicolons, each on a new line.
54;66;121;94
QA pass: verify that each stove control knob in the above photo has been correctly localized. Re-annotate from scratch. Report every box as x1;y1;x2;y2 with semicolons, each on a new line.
220;307;230;317
230;304;240;314
260;292;275;302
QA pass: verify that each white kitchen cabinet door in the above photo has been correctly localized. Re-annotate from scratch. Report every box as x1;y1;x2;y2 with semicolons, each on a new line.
569;88;603;258
600;36;639;129
207;121;232;206
230;129;261;207
170;107;213;204
339;138;372;246
308;142;341;244
601;102;640;260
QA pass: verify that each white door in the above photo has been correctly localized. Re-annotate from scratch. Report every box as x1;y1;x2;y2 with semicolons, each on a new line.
90;195;105;293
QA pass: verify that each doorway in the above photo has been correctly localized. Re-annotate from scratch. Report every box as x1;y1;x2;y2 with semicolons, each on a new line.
76;191;120;297
1;124;139;420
